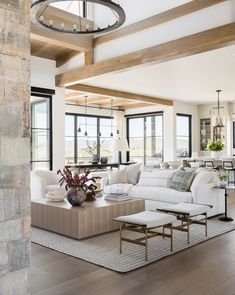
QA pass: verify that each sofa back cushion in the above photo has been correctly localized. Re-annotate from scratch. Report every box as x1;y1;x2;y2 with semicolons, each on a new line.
137;170;176;187
190;170;216;192
108;168;128;185
120;163;141;185
33;170;60;185
169;171;195;192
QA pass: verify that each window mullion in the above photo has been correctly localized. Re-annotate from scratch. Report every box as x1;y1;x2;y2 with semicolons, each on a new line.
97;117;100;160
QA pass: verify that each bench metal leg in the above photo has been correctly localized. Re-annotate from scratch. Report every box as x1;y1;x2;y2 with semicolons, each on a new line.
205;213;208;237
145;227;148;261
117;221;174;261
170;223;173;251
187;217;190;244
120;223;123;254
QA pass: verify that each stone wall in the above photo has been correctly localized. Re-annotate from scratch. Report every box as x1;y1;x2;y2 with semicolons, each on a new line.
0;1;30;294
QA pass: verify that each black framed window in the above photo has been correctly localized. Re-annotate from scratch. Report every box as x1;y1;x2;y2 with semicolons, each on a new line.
65;113;114;164
126;112;163;165
176;113;192;158
30;90;53;171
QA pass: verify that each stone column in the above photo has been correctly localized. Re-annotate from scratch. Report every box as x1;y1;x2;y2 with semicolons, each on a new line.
0;1;30;294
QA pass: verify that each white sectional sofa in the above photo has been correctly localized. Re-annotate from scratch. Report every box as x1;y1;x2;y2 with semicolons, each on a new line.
103;168;225;217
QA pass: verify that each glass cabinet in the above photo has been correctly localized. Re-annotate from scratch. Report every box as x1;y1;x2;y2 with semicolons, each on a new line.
200;118;211;151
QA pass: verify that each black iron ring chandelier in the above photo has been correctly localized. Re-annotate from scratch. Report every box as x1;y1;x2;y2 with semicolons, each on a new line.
31;0;126;35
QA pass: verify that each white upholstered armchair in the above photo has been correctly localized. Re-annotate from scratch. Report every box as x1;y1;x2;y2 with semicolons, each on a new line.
30;170;65;200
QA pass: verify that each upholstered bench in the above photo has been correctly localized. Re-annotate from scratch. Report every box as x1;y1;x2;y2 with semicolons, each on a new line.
113;211;177;261
157;202;212;244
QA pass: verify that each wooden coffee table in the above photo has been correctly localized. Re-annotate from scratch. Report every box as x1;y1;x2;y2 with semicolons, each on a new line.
31;197;144;239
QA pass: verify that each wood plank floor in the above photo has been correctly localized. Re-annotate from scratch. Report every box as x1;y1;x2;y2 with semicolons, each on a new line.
31;195;235;295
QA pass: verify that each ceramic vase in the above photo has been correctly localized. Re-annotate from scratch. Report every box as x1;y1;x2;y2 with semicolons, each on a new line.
66;186;86;206
211;151;221;159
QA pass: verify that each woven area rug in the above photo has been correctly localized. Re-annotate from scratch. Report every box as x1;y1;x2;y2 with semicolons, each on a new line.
31;220;235;273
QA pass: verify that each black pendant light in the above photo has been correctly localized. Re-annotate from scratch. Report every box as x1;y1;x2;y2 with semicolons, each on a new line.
110;99;113;137
214;90;225;128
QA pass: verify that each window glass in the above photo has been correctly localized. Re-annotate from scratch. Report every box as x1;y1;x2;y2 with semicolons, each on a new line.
65;115;75;136
65;114;114;164
128;114;163;165
176;114;191;158
31;96;52;170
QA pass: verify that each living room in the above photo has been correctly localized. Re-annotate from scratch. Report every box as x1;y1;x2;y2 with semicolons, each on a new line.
1;0;235;294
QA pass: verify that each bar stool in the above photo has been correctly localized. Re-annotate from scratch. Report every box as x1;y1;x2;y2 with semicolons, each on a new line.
203;159;215;169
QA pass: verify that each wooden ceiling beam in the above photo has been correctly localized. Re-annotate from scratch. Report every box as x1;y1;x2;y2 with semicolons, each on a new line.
65;91;86;99
99;99;153;108
31;23;92;52
66;84;173;106
121;103;151;110
94;0;226;46
85;49;94;66
56;51;81;68
66;95;109;105
56;23;235;87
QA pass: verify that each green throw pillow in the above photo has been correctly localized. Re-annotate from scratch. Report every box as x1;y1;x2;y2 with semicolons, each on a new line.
169;171;195;192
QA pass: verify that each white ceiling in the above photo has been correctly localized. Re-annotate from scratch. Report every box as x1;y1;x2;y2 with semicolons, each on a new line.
81;44;235;105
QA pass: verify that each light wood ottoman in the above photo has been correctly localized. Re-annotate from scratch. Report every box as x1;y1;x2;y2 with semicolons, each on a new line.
114;211;177;261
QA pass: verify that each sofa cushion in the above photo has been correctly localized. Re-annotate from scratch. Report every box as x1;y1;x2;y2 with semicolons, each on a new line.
103;183;133;194
129;186;193;203
33;170;60;185
169;171;195;192
108;168;128;185
168;161;181;169
159;162;169;169
190;171;216;192
137;170;176;187
120;163;141;185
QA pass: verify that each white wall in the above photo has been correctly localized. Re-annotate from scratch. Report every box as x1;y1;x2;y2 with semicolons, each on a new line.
31;56;55;89
53;87;65;170
31;56;65;170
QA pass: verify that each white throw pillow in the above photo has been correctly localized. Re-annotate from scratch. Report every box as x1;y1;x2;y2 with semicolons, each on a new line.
108;168;128;185
137;170;176;187
159;162;169;169
190;171;215;192
120;163;141;185
168;161;181;169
